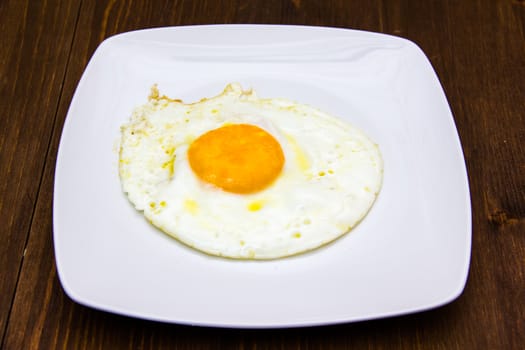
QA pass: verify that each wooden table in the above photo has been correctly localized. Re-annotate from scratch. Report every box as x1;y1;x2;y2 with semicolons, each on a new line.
1;0;523;348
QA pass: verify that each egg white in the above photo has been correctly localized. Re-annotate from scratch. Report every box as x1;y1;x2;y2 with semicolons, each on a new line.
119;83;383;259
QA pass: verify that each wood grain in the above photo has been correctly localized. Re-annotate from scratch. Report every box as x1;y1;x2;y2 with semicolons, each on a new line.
0;0;81;343
1;0;524;349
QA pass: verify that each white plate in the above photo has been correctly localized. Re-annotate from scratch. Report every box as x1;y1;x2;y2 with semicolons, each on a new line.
54;25;471;328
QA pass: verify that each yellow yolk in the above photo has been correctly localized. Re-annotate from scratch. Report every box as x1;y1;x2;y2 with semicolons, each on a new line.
187;124;285;194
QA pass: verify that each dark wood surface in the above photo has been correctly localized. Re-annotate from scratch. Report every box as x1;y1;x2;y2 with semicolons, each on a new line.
1;0;524;348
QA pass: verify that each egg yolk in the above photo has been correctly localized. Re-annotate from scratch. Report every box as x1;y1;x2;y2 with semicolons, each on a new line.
188;124;284;193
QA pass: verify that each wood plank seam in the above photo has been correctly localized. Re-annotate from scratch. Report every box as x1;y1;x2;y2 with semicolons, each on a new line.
0;1;84;347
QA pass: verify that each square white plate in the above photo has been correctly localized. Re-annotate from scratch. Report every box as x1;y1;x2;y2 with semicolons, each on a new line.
54;25;471;328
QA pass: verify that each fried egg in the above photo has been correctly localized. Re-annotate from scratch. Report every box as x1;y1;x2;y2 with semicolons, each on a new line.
119;83;383;259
